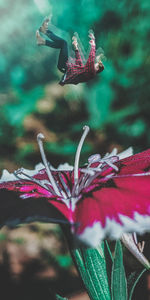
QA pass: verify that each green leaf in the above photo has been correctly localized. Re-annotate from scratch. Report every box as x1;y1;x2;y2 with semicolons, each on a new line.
127;269;147;300
72;243;111;300
111;241;127;300
104;241;113;287
56;294;68;300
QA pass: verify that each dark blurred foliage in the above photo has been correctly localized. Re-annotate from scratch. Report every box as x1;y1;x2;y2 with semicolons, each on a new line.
0;0;150;298
0;224;84;299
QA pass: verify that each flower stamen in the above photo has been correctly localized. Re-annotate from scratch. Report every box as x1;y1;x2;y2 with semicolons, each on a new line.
37;133;61;196
58;173;71;198
72;126;89;196
14;168;56;194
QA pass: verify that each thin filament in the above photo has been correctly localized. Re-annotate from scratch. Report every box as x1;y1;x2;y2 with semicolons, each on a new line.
37;133;61;196
73;126;89;194
14;170;56;194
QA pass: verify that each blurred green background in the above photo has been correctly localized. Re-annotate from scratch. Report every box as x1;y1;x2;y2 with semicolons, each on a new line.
0;0;150;298
0;0;150;172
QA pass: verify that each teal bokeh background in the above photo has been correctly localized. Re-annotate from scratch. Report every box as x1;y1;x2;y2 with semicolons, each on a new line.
0;0;150;171
0;1;150;299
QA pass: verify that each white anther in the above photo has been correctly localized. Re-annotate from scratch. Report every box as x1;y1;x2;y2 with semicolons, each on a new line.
88;154;101;163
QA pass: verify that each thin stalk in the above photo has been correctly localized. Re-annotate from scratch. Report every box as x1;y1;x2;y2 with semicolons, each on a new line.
37;133;61;196
72;126;89;196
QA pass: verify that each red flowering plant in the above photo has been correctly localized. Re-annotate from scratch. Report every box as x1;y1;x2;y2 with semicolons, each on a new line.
0;126;150;300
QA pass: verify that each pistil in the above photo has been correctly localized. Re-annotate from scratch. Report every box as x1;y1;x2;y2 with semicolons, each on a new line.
72;126;90;196
37;133;61;196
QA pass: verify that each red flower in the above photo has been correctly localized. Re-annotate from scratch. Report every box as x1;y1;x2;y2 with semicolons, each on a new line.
1;126;150;247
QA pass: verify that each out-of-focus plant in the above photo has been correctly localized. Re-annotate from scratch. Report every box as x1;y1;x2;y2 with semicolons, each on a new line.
1;0;150;170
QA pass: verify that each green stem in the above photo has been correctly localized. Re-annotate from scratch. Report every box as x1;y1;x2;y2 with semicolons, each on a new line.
62;226;111;300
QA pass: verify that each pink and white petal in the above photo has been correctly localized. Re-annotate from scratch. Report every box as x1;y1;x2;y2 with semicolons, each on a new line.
73;174;150;246
0;189;69;228
48;199;74;222
0;180;53;198
118;147;133;160
0;165;45;182
0;178;73;224
118;149;150;175
0;170;18;182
